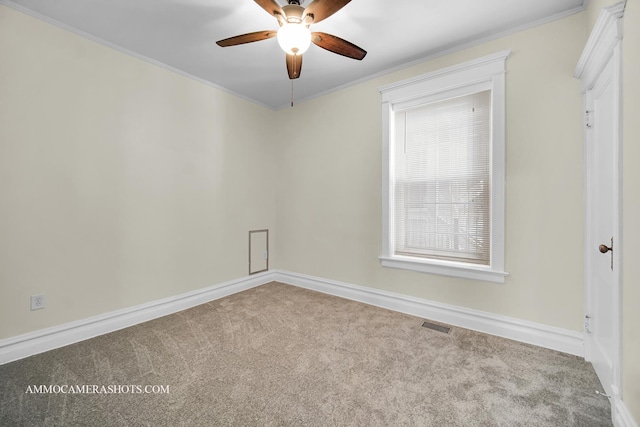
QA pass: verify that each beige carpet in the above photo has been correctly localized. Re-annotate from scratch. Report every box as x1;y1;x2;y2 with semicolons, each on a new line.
0;282;611;426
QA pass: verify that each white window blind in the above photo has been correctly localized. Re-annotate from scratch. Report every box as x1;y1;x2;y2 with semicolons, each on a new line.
393;90;491;265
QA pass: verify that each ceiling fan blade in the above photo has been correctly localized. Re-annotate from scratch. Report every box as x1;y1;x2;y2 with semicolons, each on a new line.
304;0;351;23
216;30;277;47
286;54;303;79
311;32;367;60
254;0;284;19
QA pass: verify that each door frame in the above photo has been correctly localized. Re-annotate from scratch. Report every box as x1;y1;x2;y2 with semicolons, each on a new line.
574;0;624;418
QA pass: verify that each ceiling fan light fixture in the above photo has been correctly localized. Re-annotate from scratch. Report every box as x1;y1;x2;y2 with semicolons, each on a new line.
277;23;311;55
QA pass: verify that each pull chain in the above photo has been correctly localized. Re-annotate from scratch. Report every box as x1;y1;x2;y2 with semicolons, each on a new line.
291;79;294;107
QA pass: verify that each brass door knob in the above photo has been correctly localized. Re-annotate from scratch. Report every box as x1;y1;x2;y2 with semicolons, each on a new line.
599;244;612;254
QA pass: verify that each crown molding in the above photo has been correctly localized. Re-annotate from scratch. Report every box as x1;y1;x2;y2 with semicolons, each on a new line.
276;3;587;109
0;0;275;110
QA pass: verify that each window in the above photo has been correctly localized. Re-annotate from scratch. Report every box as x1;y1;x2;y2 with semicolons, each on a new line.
379;51;510;283
395;90;491;264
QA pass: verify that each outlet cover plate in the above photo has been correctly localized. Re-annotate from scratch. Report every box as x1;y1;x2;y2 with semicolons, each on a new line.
31;294;45;311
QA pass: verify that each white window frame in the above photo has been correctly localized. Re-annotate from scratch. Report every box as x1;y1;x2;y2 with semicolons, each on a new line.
379;51;510;283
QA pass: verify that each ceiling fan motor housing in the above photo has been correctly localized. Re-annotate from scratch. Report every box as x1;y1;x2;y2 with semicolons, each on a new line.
282;4;305;24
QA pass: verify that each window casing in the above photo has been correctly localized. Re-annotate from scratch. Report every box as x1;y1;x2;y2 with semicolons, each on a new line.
379;51;510;283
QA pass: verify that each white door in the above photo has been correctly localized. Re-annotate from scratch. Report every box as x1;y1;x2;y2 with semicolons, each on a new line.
584;50;621;399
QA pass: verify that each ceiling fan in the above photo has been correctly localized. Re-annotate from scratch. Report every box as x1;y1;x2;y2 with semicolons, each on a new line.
216;0;367;80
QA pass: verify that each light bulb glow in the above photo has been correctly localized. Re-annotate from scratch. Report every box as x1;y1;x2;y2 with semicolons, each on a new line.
277;23;311;55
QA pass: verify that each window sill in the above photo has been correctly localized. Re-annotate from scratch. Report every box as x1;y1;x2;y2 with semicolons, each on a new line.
379;255;508;283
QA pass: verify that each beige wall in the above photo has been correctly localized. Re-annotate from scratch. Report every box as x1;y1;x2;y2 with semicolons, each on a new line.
620;0;640;423
275;13;587;330
2;2;638;424
0;5;277;339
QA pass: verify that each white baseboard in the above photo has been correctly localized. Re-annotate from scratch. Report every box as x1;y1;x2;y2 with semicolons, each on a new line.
272;270;584;357
0;271;276;365
3;269;632;423
0;269;633;424
0;269;584;366
615;397;639;427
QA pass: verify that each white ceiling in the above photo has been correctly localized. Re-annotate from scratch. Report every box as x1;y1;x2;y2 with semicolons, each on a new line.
4;0;585;109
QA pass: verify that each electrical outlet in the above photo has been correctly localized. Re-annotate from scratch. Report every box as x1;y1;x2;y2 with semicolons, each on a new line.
263;250;268;260
30;294;45;311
